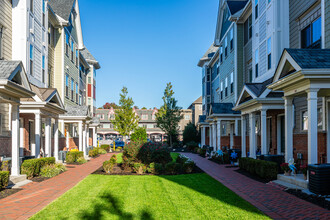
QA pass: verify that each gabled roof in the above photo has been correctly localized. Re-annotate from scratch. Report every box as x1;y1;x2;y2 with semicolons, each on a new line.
227;0;248;15
210;103;239;115
48;0;75;21
193;96;202;104
64;105;90;117
285;49;330;69
80;48;100;69
197;44;218;67
0;61;21;79
245;77;273;97
0;60;31;91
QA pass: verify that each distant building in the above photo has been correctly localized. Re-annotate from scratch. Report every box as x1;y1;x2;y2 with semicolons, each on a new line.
188;96;203;127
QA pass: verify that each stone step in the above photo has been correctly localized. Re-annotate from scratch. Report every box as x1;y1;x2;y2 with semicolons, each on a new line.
272;179;305;190
9;180;32;189
9;174;27;185
277;174;308;189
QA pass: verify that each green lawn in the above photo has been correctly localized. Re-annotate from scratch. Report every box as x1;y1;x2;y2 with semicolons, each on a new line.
32;173;269;219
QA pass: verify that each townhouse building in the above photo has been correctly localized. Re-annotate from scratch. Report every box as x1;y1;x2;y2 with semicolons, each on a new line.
0;0;100;179
187;96;203;127
200;0;330;166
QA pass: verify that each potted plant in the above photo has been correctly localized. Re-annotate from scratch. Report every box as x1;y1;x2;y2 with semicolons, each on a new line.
300;164;308;180
280;163;291;176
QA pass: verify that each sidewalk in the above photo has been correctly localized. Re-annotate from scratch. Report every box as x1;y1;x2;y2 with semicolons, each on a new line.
183;153;330;220
0;153;114;220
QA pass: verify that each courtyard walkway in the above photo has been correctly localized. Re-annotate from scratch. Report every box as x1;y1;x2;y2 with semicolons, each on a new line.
0;153;114;220
183;153;330;220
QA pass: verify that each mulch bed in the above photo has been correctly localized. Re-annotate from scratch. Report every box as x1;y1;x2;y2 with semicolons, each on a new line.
0;188;22;200
92;163;204;176
30;176;50;182
234;168;270;184
285;189;330;210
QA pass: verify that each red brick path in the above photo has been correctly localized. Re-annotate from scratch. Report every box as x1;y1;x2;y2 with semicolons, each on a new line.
0;153;114;220
183;153;330;220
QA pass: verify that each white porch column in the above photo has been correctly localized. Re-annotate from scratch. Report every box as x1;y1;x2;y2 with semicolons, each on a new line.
235;118;239;136
217;120;221;151
241;115;246;157
93;127;97;147
212;122;217;151
284;97;293;163
277;116;282;155
230;123;234;149
11;105;20;176
201;126;205;147
19;118;24;157
82;124;87;155
45;117;51;157
249;112;256;159
307;89;319;164
54;119;59;161
260;109;267;155
208;125;212;147
78;121;83;151
86;125;90;148
35;112;41;158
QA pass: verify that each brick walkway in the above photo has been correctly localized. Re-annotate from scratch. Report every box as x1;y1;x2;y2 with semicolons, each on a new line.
0;153;114;220
183;153;330;220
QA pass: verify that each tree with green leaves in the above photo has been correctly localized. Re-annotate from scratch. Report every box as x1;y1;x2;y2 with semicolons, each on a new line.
112;87;139;141
156;82;183;147
130;127;147;143
183;122;200;144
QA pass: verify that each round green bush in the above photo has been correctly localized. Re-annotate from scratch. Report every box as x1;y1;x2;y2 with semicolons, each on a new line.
103;160;115;173
165;162;182;175
77;157;87;164
183;161;195;173
40;164;61;178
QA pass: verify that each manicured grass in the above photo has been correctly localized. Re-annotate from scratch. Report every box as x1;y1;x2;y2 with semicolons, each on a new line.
170;152;180;162
32;173;269;219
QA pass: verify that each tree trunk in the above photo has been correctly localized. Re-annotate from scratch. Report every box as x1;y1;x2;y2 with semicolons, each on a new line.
170;134;173;147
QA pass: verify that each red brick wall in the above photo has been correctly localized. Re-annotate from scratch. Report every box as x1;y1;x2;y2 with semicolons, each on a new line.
59;137;79;151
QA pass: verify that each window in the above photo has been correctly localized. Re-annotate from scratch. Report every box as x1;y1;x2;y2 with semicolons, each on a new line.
230;28;233;50
267;38;271;70
30;44;34;75
244;15;253;45
216;62;219;74
185;115;190;120
302;108;323;130
142;114;148;120
42;0;46;27
301;17;321;49
71;40;74;61
255;0;258;19
79;90;82;105
65;32;69;56
152;114;156;120
230;72;234;93
224;38;228;57
76;49;78;66
147;124;153;129
249;68;253;83
255;49;259;78
71;78;74;100
75;83;78;103
42;56;45;83
220;46;223;62
65;75;69;97
88;77;91;84
30;0;33;13
220;81;223;100
225;77;228;97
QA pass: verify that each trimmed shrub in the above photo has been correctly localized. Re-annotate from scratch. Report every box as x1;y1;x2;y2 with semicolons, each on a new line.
0;171;10;188
154;163;164;175
183;122;199;144
66;151;84;163
123;141;143;161
100;145;110;152
103;160;115;173
176;155;189;164
147;162;155;174
239;157;278;180
1;160;10;171
186;141;199;152
88;149;99;158
21;157;55;178
183;161;195;174
133;163;147;175
98;148;107;154
40;164;61;177
165;162;182;175
137;142;172;165
110;154;117;164
77;157;87;164
199;149;206;157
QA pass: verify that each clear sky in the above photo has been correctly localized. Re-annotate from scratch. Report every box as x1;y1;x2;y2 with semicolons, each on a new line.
79;0;218;109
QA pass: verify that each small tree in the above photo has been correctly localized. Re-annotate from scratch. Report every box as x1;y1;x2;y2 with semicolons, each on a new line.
156;82;182;147
183;122;199;144
130;127;147;143
112;87;139;141
103;102;119;109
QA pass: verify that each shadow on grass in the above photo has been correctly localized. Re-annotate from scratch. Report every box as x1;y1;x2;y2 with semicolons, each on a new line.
76;192;154;220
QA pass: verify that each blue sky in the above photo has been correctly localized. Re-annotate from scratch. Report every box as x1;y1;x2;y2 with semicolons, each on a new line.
79;0;218;109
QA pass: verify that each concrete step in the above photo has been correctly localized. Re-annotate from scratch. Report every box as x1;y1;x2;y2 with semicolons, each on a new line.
9;174;27;185
9;180;32;189
273;179;305;190
277;174;308;189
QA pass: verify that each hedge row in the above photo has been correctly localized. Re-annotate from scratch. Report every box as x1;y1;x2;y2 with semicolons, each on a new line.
21;157;55;178
66;151;84;163
0;171;9;188
239;157;278;180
